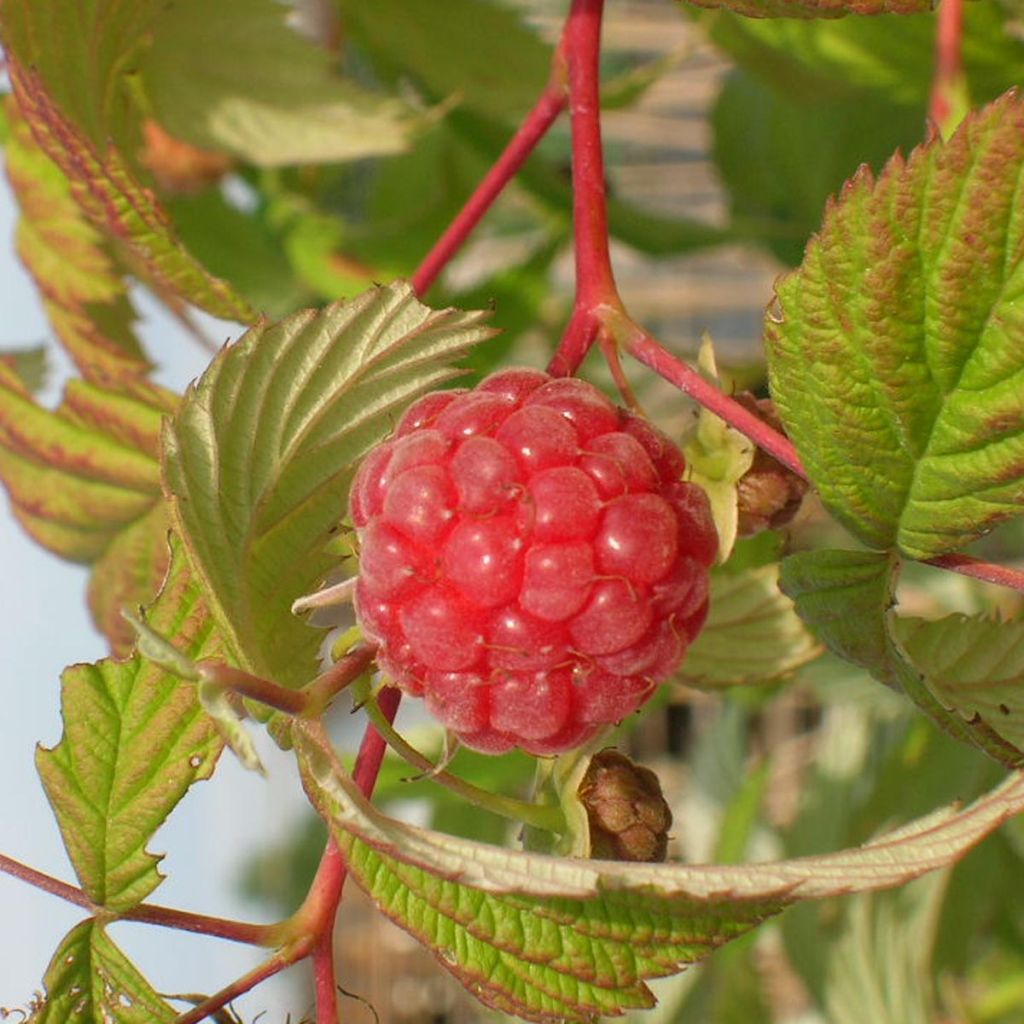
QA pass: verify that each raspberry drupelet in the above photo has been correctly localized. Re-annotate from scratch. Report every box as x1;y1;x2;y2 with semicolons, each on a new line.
350;368;717;755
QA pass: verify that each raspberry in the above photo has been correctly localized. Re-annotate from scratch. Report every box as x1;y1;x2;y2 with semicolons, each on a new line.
350;368;717;755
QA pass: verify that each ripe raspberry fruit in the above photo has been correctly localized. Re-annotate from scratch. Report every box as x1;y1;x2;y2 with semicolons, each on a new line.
350;368;717;755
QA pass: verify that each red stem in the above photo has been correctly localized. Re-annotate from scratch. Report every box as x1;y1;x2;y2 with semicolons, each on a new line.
930;0;964;128
0;853;276;946
564;0;617;311
310;686;402;1024
626;324;804;474
410;58;568;296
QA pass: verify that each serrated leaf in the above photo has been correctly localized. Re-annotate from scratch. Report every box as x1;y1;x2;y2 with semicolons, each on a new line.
0;364;175;651
781;549;1024;768
681;563;822;687
339;0;552;121
4;58;254;324
29;920;176;1023
766;93;1024;559
296;723;1024;1023
37;540;224;910
140;0;417;167
3;95;150;383
163;282;495;690
680;0;929;18
896;614;1024;760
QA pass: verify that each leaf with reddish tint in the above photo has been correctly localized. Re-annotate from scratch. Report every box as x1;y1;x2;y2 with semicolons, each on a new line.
29;920;177;1023
781;549;1024;769
767;93;1024;560
297;722;1024;1023
2;96;150;383
37;540;224;911
0;363;175;652
680;0;929;18
4;59;253;324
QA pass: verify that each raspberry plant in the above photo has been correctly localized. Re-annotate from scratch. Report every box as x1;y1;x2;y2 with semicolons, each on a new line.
1;1;1023;1023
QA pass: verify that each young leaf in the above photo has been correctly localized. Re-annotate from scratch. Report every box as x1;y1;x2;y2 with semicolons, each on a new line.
0;364;175;652
28;919;177;1023
4;59;254;324
37;541;224;911
682;563;823;687
2;96;150;384
679;0;930;19
766;93;1024;560
163;282;496;690
296;723;1024;1023
781;549;1024;768
0;344;48;393
140;0;418;167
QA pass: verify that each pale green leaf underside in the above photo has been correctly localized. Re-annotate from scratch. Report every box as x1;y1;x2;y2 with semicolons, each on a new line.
141;0;417;166
766;92;1024;559
897;614;1024;759
31;920;176;1023
163;282;495;689
781;549;1024;768
681;563;822;687
37;541;223;910
297;724;1024;1022
680;0;930;18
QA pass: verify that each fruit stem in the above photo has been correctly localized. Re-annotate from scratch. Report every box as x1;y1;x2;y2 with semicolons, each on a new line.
359;688;568;833
410;44;569;296
930;0;965;133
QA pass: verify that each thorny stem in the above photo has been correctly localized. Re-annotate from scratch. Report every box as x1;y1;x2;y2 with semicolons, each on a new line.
931;0;965;131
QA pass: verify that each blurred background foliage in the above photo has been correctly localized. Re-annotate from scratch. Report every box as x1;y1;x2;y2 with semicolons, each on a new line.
3;0;1024;1021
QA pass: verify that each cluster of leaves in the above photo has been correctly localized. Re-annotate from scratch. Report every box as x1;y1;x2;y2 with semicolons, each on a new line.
0;0;1022;1022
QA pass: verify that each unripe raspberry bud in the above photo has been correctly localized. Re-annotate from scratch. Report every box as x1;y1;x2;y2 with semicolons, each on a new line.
733;393;808;537
350;368;717;755
578;749;672;862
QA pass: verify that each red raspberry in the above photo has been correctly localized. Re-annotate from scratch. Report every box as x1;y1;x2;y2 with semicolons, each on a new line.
350;368;717;755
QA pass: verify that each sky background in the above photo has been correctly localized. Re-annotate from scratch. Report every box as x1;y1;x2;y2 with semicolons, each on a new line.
0;172;310;1020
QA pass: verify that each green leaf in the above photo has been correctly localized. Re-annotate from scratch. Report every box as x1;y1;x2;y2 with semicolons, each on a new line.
297;722;1024;1023
711;69;925;266
679;0;930;18
896;614;1024;761
781;549;1024;768
162;282;496;690
339;0;553;121
29;920;176;1023
140;0;418;167
682;563;822;687
37;540;224;910
766;93;1024;559
689;7;1024;107
0;364;175;652
4;59;254;324
3;95;149;383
